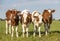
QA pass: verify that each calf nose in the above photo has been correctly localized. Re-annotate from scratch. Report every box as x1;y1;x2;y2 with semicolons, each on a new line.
24;22;27;24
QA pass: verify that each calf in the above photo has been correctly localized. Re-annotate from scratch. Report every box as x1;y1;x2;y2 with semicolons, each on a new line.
6;9;20;37
32;11;42;37
42;9;55;35
19;9;32;37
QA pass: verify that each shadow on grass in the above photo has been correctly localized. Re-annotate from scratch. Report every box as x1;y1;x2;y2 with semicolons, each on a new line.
28;31;45;36
28;31;60;36
18;31;60;37
50;31;60;34
18;32;22;36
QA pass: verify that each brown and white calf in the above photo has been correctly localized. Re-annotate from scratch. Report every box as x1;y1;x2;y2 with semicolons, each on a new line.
6;9;20;37
42;9;55;35
32;11;42;37
19;9;32;37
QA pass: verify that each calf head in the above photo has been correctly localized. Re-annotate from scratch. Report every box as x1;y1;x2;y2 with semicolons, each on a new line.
10;9;20;26
19;9;32;25
42;9;55;24
32;11;40;22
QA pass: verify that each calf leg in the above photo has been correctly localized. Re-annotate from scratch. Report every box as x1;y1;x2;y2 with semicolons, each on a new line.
11;26;14;37
48;23;50;33
6;21;8;34
35;26;38;34
22;25;25;37
44;23;48;35
9;24;11;34
38;27;41;37
26;27;28;37
33;25;36;37
16;26;18;37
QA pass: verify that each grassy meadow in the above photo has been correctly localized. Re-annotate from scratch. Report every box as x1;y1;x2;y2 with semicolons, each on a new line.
0;20;60;41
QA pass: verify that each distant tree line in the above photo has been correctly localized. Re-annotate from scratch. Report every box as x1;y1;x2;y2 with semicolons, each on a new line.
53;18;60;21
0;18;60;21
0;18;6;21
53;18;55;21
58;19;60;21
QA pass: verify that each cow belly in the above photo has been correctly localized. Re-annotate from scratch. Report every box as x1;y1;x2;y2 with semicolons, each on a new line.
22;24;27;28
34;22;39;27
11;21;19;26
7;20;11;24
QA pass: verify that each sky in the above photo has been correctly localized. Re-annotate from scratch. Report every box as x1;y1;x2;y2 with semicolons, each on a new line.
0;0;60;20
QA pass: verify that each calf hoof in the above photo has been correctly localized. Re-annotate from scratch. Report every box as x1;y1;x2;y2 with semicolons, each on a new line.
26;35;28;38
33;34;35;37
23;35;25;37
6;32;8;35
16;35;18;38
11;35;13;37
39;35;41;37
9;32;11;34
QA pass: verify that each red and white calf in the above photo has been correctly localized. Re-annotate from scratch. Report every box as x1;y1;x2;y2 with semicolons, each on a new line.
19;9;32;37
42;9;55;35
6;9;20;37
32;11;42;37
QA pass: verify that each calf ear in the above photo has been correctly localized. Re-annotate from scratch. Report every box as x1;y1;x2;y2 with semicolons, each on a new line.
17;11;21;13
17;13;22;16
17;11;21;16
52;10;55;13
19;14;23;17
44;9;47;12
8;10;12;13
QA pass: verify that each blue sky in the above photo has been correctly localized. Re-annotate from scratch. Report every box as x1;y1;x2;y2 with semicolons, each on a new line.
0;0;60;20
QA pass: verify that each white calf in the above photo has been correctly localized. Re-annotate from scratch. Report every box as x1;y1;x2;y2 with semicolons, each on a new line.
20;9;31;37
32;11;42;37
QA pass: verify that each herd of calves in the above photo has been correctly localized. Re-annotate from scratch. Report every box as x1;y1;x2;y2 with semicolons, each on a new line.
5;9;55;37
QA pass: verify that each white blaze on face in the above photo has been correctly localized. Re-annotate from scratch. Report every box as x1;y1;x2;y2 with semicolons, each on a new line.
22;9;29;23
10;14;12;19
32;11;39;22
39;14;42;23
21;9;29;14
48;9;51;13
32;11;39;16
32;11;35;16
23;13;27;23
34;12;39;16
32;11;35;22
33;11;39;16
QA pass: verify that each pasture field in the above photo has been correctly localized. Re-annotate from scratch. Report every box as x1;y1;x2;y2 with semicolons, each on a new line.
0;20;60;41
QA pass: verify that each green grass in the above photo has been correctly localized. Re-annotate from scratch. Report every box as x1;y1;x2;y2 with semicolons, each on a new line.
0;20;60;41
